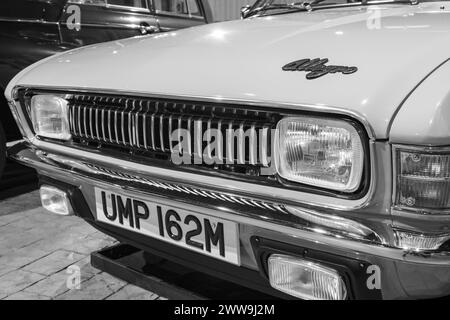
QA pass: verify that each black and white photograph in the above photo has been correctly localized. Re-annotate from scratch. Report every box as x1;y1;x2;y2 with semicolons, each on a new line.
0;0;449;307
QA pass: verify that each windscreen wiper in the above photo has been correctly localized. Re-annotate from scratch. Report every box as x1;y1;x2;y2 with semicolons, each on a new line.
301;0;419;11
246;3;307;17
248;0;418;17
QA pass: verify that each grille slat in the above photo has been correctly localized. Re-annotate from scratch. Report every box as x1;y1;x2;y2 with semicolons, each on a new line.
83;106;88;138
168;114;173;153
89;107;93;140
70;105;76;136
159;114;165;152
95;108;99;140
128;100;133;147
107;109;112;143
68;94;275;168
101;109;106;142
151;114;155;150
117;110;121;145
187;116;192;157
143;113;148;149
77;105;82;137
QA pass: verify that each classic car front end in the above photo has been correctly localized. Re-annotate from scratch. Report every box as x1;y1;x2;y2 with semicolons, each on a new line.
4;0;450;300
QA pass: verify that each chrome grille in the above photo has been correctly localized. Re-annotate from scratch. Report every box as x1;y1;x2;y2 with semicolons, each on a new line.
67;94;277;166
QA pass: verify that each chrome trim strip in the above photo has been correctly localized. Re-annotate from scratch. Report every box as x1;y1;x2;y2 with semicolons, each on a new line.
105;3;150;13
153;9;206;21
0;18;59;25
65;0;150;13
6;139;24;149
287;206;383;243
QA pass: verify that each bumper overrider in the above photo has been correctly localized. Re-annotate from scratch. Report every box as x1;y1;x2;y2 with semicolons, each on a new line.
6;88;450;300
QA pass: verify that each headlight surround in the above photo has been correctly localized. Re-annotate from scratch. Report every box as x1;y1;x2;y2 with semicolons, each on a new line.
275;116;364;192
30;95;71;140
394;146;450;215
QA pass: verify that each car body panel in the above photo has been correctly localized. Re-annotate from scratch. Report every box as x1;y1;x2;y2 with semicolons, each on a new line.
6;2;450;139
389;58;450;145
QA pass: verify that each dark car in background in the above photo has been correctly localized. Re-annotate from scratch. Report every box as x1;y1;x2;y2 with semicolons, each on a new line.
0;0;212;178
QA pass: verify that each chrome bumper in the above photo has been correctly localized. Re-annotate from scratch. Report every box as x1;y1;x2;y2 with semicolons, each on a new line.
9;142;450;299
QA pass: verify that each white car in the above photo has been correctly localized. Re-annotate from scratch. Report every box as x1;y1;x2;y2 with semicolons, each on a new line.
5;0;450;300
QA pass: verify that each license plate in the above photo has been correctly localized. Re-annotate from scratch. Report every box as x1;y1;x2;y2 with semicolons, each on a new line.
94;188;240;265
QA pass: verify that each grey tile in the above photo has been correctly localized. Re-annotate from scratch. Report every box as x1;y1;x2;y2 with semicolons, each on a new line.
25;256;101;298
24;270;71;298
0;264;16;277
0;247;50;268
77;256;102;280
55;272;126;300
89;230;115;242
22;250;85;276
92;272;128;292
0;214;23;227
106;284;159;300
0;191;40;216
58;235;116;255
5;291;51;300
0;224;32;241
0;270;46;295
0;227;46;251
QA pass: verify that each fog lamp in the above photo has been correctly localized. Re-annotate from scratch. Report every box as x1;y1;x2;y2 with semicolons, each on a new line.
395;230;450;251
31;95;71;140
268;254;347;300
40;186;73;216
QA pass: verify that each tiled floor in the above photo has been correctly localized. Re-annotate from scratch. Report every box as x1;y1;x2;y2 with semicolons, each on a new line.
0;190;163;300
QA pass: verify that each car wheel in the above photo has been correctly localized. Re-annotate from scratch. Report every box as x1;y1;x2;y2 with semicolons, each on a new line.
0;121;6;179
